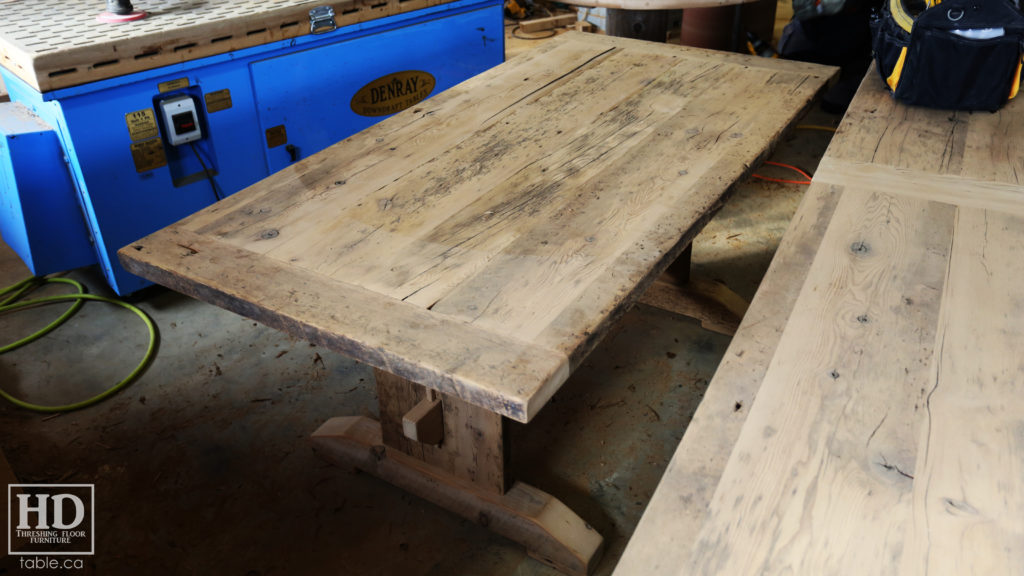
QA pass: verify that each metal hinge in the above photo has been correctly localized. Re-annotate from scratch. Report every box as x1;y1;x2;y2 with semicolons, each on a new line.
309;6;336;35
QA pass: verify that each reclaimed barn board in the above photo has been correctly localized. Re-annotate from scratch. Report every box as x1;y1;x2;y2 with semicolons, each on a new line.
897;206;1024;576
0;0;451;92
617;69;1024;575
119;32;834;423
688;186;955;575
615;181;843;574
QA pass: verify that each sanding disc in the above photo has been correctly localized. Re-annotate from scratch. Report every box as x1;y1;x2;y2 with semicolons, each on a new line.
96;10;147;23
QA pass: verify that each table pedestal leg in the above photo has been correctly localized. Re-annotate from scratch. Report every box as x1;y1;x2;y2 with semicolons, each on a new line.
311;370;604;576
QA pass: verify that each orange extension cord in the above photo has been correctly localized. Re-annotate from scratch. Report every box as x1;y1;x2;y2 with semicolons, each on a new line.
751;160;814;185
750;124;838;185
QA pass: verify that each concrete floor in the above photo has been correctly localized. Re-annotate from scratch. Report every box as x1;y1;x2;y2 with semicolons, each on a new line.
0;57;836;576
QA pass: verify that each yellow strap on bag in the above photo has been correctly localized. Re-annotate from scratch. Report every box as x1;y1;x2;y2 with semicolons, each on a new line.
887;47;909;91
1011;58;1023;100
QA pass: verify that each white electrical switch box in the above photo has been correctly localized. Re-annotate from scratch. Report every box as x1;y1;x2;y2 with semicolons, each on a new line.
159;95;202;146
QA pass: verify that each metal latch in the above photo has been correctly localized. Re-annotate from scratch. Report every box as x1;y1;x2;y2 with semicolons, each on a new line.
309;6;336;35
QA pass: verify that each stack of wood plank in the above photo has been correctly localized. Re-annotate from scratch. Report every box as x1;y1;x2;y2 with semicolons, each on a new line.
615;69;1024;575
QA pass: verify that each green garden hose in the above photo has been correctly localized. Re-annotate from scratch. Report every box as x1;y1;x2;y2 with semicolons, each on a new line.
0;276;157;413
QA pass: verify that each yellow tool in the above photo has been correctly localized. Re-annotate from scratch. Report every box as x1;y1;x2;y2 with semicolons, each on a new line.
505;0;527;19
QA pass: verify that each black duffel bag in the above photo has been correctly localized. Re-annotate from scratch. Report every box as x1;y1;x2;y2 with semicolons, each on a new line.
872;0;1024;111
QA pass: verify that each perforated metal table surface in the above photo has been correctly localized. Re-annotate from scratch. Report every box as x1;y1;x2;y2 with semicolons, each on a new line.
0;0;452;91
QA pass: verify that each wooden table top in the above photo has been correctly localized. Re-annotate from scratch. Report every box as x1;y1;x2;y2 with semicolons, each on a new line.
616;69;1024;575
119;32;833;423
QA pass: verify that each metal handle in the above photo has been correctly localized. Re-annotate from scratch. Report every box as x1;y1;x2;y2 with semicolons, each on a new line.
309;6;337;35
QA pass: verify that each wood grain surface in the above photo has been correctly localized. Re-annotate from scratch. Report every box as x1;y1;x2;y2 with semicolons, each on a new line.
120;32;834;423
617;68;1024;575
615;181;843;574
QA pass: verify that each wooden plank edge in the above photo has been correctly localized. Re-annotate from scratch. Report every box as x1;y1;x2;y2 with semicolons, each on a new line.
0;36;42;95
117;229;570;423
564;31;838;77
815;156;1024;216
312;416;605;575
518;14;578;33
612;182;844;575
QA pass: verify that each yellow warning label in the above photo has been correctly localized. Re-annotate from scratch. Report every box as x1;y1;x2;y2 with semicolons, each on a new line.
265;125;287;148
130;138;167;173
125;109;159;142
158;78;190;93
350;71;436;117
205;89;233;113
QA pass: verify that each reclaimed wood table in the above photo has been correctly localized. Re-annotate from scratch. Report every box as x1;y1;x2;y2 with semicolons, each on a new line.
616;67;1024;576
118;32;833;575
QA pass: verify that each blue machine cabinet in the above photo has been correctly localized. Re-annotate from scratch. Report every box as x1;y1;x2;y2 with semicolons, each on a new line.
0;0;503;295
0;102;96;275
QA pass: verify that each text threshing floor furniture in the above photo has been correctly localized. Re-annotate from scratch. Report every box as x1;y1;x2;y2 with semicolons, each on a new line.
118;32;833;575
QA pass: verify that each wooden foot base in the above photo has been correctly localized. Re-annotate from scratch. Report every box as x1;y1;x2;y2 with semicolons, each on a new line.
639;276;750;336
312;416;604;576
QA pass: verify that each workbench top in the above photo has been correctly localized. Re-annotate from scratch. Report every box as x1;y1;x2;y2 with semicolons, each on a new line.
119;32;833;423
0;0;451;92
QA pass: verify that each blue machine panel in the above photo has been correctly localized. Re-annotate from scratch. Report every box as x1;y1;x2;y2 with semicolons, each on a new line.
252;5;502;171
0;0;503;295
0;102;95;276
